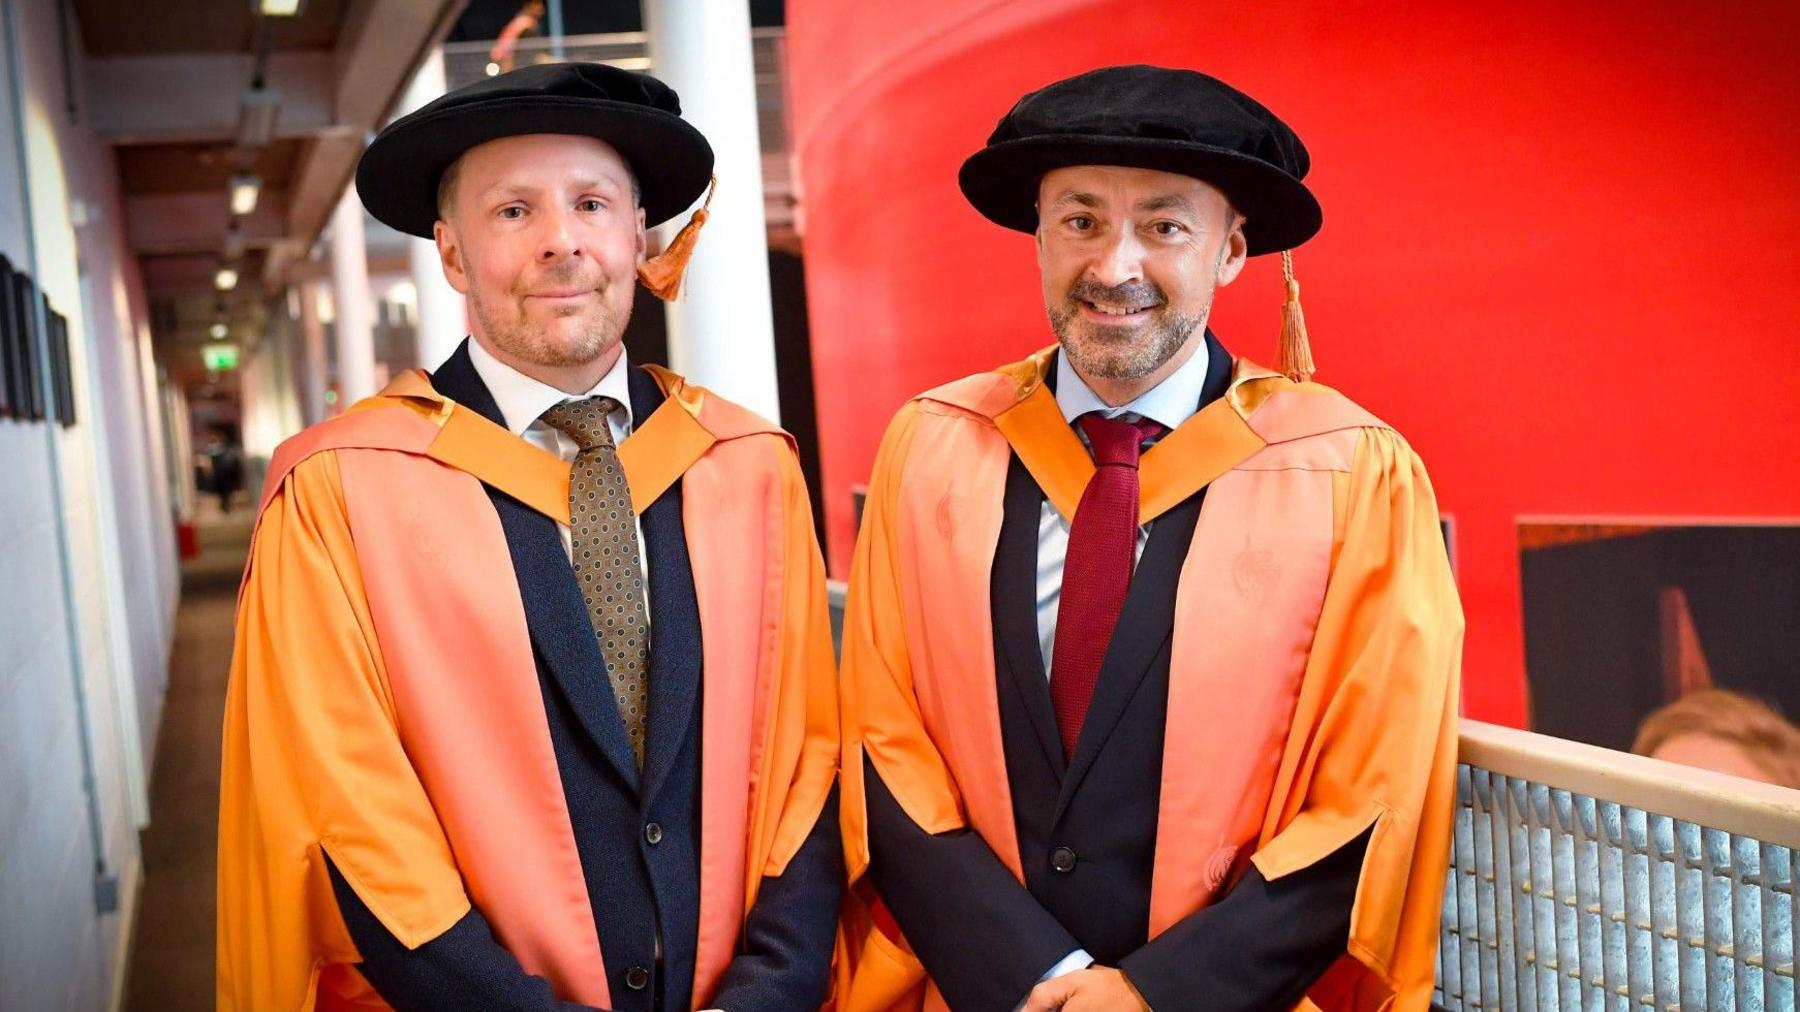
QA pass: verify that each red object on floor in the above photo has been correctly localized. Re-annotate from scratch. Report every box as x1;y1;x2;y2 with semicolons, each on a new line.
177;520;199;560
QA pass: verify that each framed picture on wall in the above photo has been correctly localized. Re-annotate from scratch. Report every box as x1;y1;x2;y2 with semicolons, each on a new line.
0;254;16;419
44;297;60;426
55;309;75;427
3;259;37;422
46;300;74;427
15;271;42;421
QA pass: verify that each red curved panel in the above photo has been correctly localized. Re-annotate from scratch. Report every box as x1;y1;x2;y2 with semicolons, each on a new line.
789;0;1800;726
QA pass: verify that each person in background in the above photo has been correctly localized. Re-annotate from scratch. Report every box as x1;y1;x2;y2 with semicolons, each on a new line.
202;424;243;513
1634;688;1800;789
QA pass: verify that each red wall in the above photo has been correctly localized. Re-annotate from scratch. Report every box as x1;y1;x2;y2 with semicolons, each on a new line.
787;0;1800;728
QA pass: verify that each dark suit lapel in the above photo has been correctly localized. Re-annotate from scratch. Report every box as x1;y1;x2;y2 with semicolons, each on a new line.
428;340;504;424
628;365;704;803
1052;330;1234;818
488;491;644;790
992;454;1067;781
430;340;643;791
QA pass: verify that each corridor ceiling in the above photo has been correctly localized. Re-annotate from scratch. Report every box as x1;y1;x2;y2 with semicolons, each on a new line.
70;0;466;373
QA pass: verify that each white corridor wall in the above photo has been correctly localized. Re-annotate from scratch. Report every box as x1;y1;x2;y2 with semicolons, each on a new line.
0;0;179;1009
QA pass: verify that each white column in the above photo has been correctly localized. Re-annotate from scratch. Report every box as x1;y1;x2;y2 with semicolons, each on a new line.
239;343;273;459
275;313;306;436
410;236;465;369
398;48;468;370
329;185;378;404
163;382;197;521
298;279;328;423
644;0;780;421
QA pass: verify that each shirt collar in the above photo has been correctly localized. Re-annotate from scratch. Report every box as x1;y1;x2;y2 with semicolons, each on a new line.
467;337;635;437
1053;335;1211;432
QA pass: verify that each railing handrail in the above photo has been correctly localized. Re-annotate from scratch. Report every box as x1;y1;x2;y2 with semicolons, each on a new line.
1460;718;1800;849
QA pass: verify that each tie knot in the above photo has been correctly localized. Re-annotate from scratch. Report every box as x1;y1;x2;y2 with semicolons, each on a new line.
540;396;624;452
1077;412;1164;468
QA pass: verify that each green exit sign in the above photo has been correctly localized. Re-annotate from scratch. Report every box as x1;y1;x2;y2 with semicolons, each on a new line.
203;343;240;371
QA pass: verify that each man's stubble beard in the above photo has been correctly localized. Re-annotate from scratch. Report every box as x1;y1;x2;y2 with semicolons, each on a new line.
466;256;632;369
1049;293;1209;382
1047;239;1227;382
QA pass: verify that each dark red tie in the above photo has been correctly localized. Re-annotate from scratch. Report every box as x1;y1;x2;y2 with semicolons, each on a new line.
1050;412;1166;758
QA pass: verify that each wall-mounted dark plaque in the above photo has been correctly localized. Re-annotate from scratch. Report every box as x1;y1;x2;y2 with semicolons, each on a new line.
0;254;16;419
15;271;43;421
45;297;74;427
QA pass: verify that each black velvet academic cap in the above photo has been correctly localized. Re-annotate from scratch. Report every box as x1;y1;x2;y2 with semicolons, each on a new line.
959;65;1321;255
357;62;715;238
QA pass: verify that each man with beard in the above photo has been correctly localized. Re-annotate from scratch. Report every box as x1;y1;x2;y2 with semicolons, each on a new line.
217;64;843;1011
839;66;1463;1011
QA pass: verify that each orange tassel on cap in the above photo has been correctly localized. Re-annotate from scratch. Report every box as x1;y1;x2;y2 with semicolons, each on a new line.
637;175;718;302
1277;249;1316;384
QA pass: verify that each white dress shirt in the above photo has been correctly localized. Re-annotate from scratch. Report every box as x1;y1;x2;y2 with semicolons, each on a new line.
1034;339;1211;677
467;338;651;616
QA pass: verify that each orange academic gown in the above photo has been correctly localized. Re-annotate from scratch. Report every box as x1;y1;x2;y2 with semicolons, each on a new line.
839;349;1464;1011
216;367;842;1011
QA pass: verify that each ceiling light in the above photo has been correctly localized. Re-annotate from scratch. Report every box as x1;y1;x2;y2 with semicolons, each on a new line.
236;87;281;147
259;0;303;16
210;322;228;339
229;174;261;215
215;267;240;291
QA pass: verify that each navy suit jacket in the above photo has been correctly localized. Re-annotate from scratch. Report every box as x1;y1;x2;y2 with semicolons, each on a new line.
863;334;1368;1011
328;342;842;1012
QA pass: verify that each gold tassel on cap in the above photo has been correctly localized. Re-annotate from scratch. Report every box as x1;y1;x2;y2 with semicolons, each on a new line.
1277;249;1316;384
637;176;718;302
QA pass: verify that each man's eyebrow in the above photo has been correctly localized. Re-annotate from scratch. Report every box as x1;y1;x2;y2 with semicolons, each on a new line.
573;175;628;193
1047;189;1105;210
476;175;628;199
1137;192;1196;214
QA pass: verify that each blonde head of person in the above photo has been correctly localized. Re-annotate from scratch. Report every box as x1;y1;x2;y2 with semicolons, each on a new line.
1633;688;1800;789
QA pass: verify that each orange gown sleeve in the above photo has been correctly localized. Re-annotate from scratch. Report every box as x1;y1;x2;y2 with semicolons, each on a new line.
748;440;843;883
216;450;471;1011
741;438;853;1007
1248;427;1465;1011
839;402;969;883
837;402;964;1010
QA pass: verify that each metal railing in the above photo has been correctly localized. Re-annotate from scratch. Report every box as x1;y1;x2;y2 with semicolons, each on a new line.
1443;721;1800;1011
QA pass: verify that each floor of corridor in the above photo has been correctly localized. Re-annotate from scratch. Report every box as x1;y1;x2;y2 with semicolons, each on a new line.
122;509;252;1010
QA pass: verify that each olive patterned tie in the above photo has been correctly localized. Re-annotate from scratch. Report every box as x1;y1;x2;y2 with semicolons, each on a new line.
539;395;650;767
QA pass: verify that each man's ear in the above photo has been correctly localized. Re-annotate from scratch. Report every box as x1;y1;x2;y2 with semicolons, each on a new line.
634;205;648;265
1215;215;1249;287
434;220;470;294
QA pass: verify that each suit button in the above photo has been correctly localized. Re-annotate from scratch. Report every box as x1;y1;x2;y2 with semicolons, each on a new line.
1051;846;1077;873
645;822;663;846
624;965;650;991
